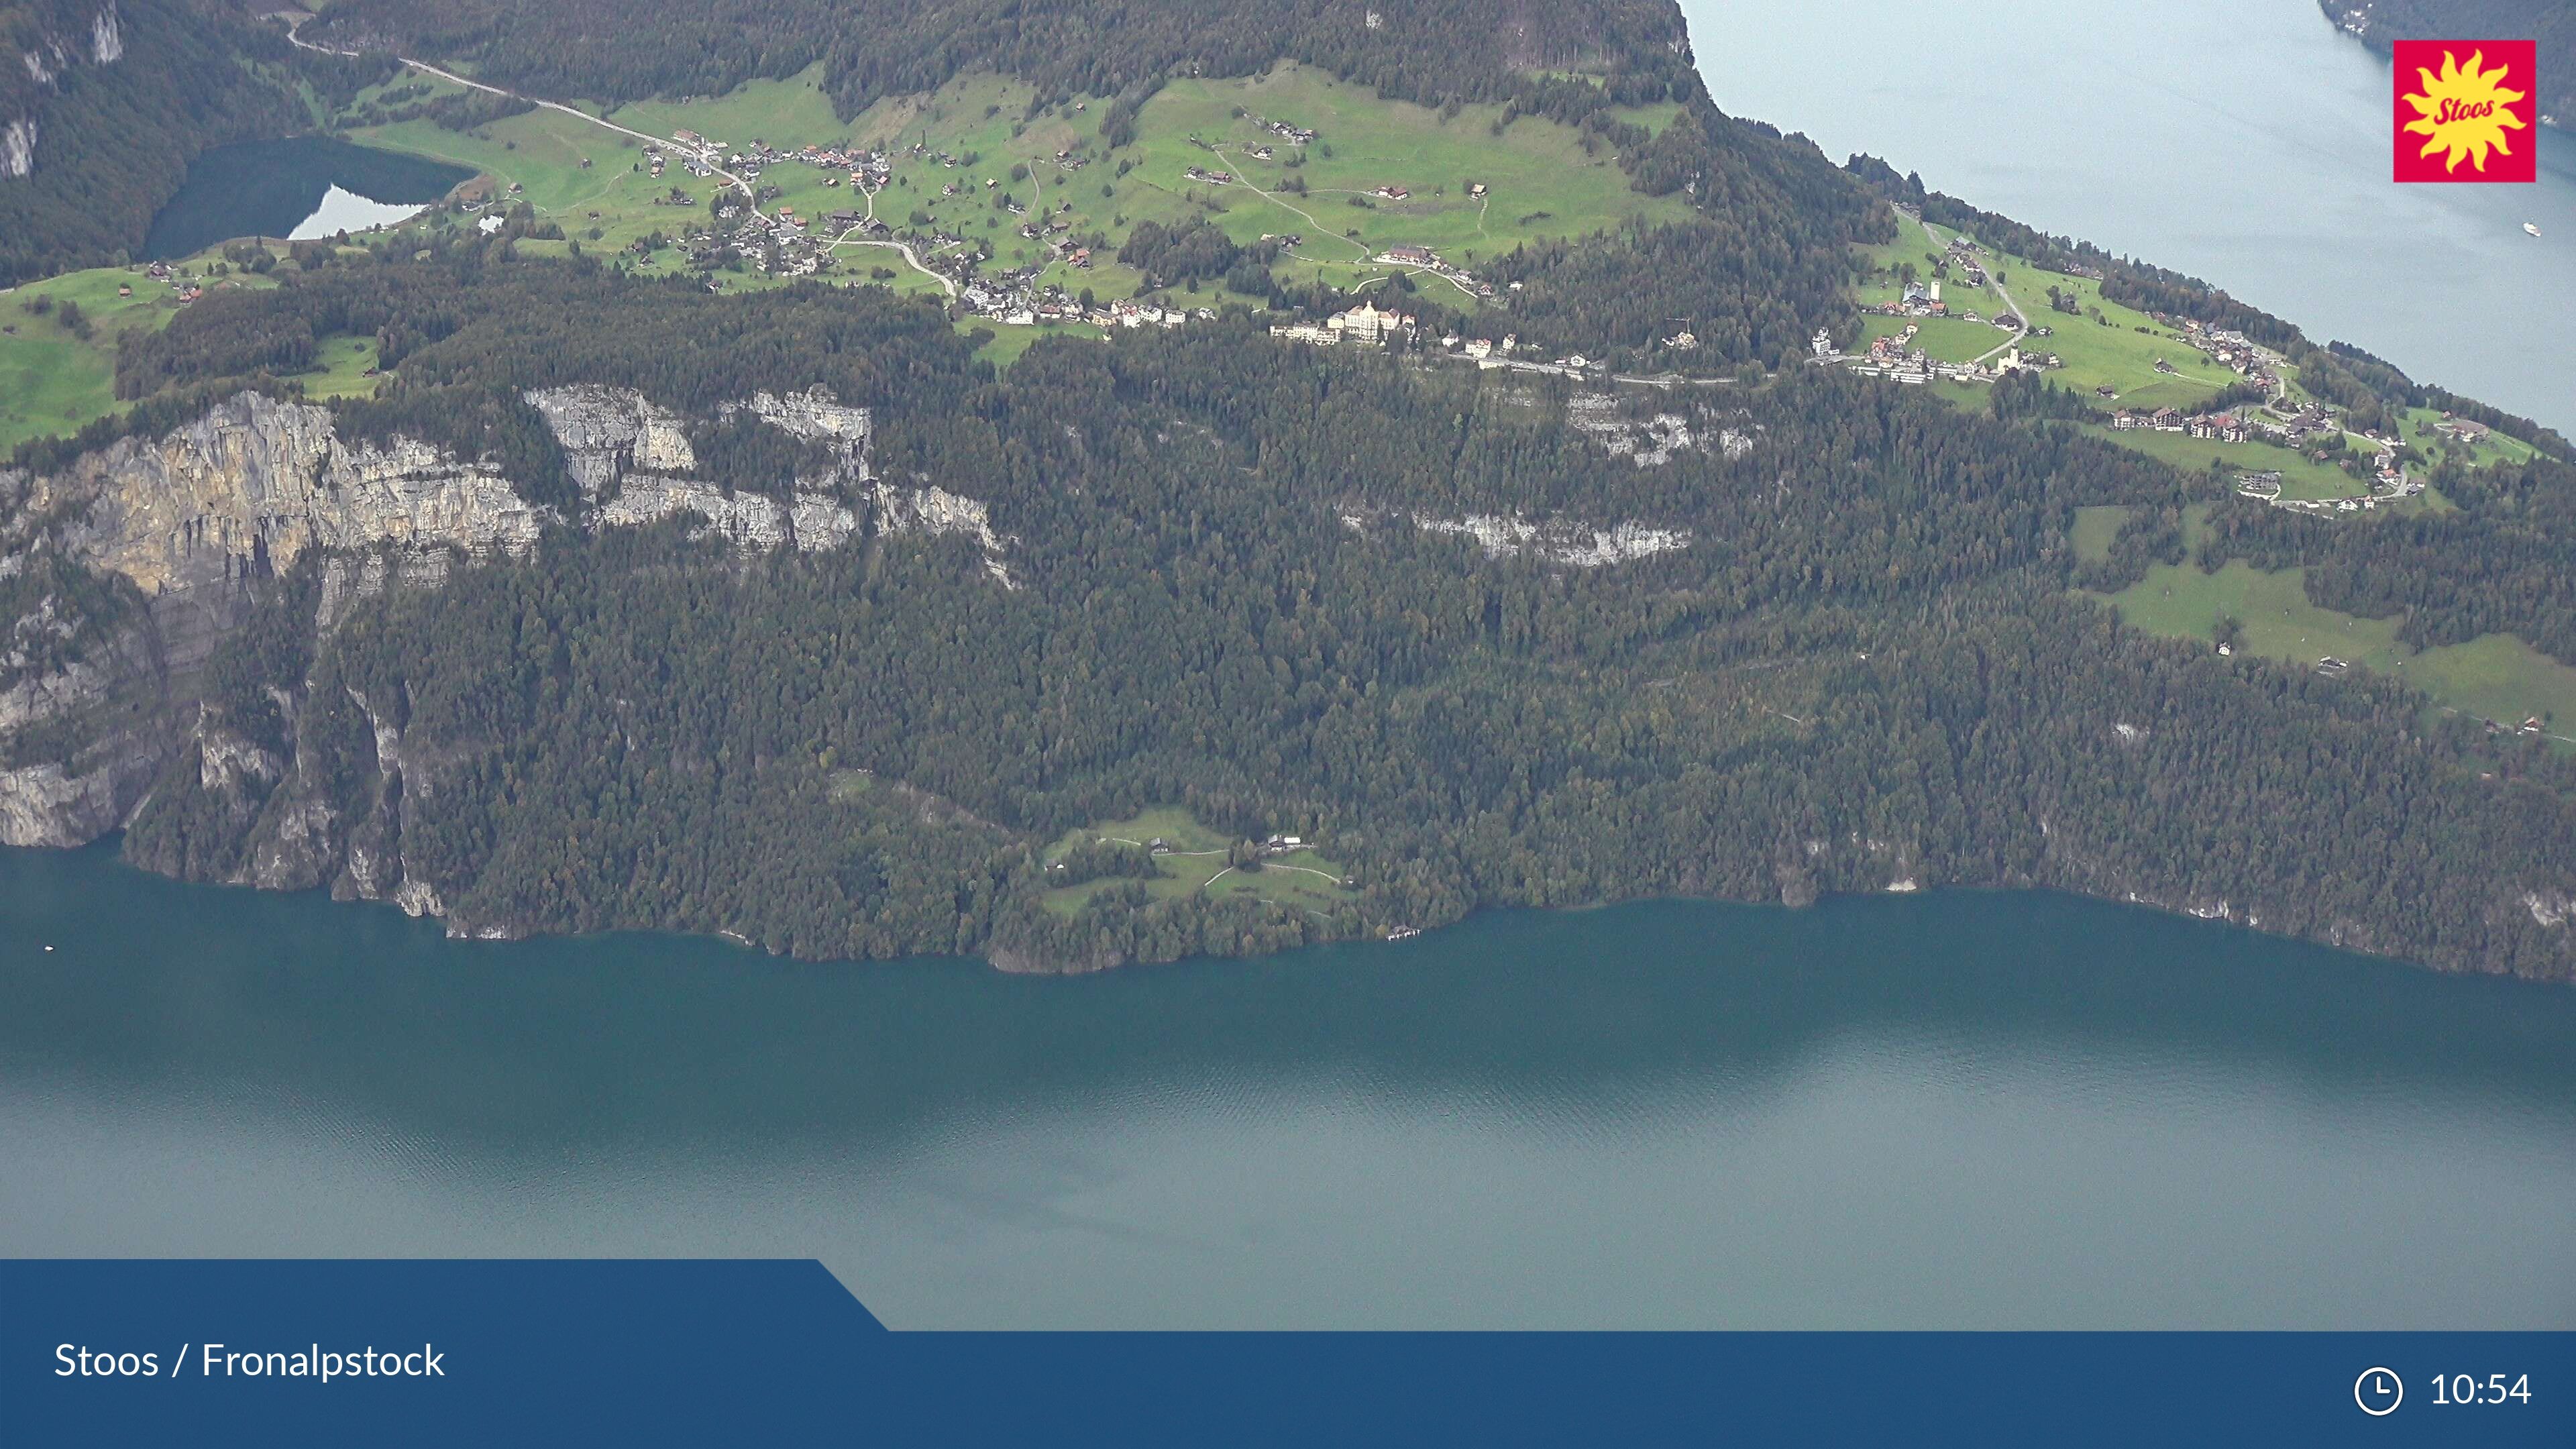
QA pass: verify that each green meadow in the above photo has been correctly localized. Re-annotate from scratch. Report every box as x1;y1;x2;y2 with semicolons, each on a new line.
1039;806;1356;918
1122;66;1698;284
1;263;284;455
2070;504;2131;563
2086;506;2576;733
284;60;1703;370
2076;423;2371;501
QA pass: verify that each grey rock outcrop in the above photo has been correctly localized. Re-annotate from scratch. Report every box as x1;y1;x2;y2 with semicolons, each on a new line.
5;3;125;180
525;384;700;496
0;378;1006;922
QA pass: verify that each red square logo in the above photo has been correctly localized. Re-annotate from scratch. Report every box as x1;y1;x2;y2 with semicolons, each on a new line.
2394;39;2538;182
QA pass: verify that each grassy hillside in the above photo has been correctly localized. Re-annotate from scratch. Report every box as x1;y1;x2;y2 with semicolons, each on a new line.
1040;807;1356;920
1854;221;2243;409
2088;506;2576;737
333;64;1697;313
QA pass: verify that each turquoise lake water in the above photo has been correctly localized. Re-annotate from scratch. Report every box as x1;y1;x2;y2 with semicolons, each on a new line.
5;844;2569;1328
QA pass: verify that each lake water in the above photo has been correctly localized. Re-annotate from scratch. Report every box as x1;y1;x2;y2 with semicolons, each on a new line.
1684;0;2576;433
143;138;472;262
5;843;2571;1328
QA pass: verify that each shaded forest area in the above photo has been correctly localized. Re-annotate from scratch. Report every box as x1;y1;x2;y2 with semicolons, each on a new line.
307;0;1700;121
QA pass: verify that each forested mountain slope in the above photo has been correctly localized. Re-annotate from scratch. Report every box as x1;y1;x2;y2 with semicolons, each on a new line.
7;257;2573;977
1;0;2571;979
307;0;1698;117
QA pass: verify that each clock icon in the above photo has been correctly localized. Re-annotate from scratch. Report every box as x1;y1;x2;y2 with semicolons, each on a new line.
2355;1366;2404;1417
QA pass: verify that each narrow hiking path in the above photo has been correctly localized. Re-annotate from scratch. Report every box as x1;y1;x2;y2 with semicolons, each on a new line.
1207;146;1371;262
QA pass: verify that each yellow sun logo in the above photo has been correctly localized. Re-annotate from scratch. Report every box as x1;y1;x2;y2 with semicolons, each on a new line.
2401;48;2528;172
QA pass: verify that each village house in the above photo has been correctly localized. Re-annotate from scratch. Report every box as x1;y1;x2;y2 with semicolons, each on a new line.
1381;244;1438;266
2433;414;2492;445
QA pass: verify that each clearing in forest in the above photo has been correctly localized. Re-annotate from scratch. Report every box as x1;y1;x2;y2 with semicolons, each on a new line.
1038;806;1356;917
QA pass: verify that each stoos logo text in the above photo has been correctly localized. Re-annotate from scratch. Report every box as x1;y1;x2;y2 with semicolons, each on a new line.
2393;39;2537;182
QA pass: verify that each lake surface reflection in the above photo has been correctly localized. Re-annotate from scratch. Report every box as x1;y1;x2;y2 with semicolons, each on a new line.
5;845;2571;1328
144;138;471;261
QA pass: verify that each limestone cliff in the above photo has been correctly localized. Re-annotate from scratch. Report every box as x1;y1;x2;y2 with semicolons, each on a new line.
0;383;1011;913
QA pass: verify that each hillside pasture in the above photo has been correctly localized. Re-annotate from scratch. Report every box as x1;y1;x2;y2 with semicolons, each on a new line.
2097;557;2576;734
1040;806;1355;918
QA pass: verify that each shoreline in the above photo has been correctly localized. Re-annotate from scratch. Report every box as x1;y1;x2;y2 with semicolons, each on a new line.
10;833;2565;986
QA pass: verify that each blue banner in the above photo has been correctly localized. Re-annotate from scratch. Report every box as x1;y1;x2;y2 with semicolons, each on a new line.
4;1260;2568;1445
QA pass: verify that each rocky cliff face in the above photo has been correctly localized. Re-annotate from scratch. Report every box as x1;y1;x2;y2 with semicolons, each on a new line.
1;1;121;178
0;384;1011;902
0;116;31;178
1342;508;1692;568
527;383;869;551
32;390;547;596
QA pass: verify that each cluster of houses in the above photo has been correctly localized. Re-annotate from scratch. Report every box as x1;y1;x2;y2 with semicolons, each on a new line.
1012;206;1083;249
952;263;1213;329
1262;304;1603;375
1829;324;1994;385
121;260;205;307
2163;319;2286;392
788;140;894;191
1254;115;1319;146
659;129;726;180
1944;236;1990;287
1991;345;2061;374
2267;475;2424;516
2234;458;2426;517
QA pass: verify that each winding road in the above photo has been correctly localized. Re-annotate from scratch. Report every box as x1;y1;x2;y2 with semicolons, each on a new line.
1912;215;2029;365
824;173;959;297
1205;144;1372;263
